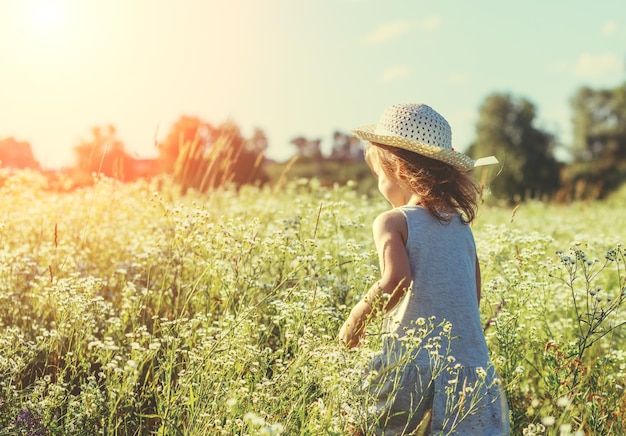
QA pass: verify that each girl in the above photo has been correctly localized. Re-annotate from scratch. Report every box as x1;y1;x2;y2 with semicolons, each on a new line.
339;103;510;435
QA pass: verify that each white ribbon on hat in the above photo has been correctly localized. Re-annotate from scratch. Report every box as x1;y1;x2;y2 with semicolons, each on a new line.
474;156;499;167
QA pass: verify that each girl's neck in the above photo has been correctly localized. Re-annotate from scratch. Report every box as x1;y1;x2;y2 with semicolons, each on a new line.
401;197;457;215
403;193;422;206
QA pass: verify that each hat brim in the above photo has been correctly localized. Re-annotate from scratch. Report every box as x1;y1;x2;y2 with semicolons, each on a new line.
352;124;476;171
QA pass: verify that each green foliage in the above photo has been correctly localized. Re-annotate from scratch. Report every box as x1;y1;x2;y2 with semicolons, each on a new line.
477;201;626;435
566;82;626;199
0;170;625;434
469;93;562;203
265;159;375;195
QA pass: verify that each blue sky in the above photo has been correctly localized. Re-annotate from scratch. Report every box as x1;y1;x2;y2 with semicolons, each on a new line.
1;0;624;168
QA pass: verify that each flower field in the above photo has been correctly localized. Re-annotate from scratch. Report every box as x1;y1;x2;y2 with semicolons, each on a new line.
1;170;625;435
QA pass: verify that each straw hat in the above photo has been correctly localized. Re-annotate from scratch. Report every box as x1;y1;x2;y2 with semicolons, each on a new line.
352;103;498;171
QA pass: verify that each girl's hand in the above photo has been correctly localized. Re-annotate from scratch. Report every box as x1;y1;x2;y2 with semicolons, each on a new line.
339;299;373;348
339;311;367;348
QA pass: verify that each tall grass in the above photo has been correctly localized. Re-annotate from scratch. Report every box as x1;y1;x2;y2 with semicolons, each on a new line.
0;169;625;434
173;129;266;195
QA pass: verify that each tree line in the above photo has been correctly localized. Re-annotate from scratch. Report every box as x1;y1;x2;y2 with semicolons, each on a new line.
1;80;625;202
469;82;626;202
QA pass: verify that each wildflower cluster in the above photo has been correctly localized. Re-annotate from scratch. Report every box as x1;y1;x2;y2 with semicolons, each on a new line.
475;200;626;434
0;173;625;434
0;176;383;434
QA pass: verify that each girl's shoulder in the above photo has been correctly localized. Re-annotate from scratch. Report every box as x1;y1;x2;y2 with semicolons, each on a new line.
372;208;409;242
374;208;407;226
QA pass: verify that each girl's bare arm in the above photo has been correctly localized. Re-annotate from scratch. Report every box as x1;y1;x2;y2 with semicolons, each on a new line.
339;209;411;348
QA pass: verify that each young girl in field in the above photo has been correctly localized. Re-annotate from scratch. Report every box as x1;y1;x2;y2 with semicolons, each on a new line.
339;103;510;435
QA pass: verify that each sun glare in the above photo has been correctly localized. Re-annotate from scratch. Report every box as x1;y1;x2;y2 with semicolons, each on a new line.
28;0;66;34
33;1;61;28
16;0;84;67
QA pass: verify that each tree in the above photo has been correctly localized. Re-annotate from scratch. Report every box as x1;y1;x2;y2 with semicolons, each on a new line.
230;126;269;187
247;128;268;155
159;116;268;194
157;115;211;173
73;125;129;180
468;93;561;202
329;130;363;162
0;137;40;170
567;82;626;197
290;136;322;160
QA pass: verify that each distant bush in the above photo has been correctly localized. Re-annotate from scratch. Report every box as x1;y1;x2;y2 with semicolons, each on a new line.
265;158;376;195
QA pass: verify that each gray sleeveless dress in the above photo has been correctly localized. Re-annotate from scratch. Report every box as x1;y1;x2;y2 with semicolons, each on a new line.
357;206;510;435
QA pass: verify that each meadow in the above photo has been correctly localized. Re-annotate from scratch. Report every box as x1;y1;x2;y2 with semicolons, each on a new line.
0;169;625;435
